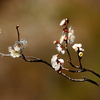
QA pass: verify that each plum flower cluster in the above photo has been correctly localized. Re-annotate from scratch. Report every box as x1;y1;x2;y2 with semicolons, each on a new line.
51;18;85;71
59;18;75;44
51;18;84;71
53;18;76;55
8;39;27;58
50;18;100;86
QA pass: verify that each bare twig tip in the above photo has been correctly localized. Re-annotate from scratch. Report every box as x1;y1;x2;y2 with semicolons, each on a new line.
16;25;20;29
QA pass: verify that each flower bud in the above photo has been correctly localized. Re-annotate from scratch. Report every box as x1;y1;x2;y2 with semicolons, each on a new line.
59;18;69;26
79;52;83;57
53;41;59;44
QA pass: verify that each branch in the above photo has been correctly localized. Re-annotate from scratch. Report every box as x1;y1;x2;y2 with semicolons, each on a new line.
0;18;100;87
21;54;52;68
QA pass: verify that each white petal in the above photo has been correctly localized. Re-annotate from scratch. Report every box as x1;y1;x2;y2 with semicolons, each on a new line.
68;34;75;44
10;52;21;58
60;19;66;26
79;48;85;52
14;44;21;51
69;26;74;34
72;44;82;49
20;39;28;48
60;34;66;44
56;46;62;52
58;59;64;64
61;50;65;54
52;62;61;71
8;46;13;53
51;55;58;63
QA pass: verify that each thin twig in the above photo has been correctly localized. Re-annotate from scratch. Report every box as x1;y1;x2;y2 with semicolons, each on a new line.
60;72;100;87
16;25;20;41
60;72;85;82
77;49;83;69
21;54;52;68
83;77;100;87
67;59;80;69
22;54;100;78
0;53;10;57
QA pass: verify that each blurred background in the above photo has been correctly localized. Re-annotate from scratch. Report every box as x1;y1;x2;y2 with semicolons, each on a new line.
0;0;100;100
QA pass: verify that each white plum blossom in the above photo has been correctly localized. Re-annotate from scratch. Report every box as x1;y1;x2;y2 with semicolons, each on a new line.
51;54;60;71
56;44;65;54
68;26;75;44
52;62;61;71
72;43;84;52
60;29;67;44
51;54;64;71
51;54;58;63
59;18;69;26
60;34;66;44
8;46;21;58
14;41;22;51
58;58;64;66
8;39;27;58
54;41;65;54
20;39;28;48
60;19;66;26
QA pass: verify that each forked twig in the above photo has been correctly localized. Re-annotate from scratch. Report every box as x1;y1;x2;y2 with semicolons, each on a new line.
60;72;100;86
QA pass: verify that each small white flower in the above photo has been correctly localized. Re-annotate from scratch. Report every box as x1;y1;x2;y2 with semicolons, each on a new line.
60;34;66;44
59;18;69;26
60;19;66;26
20;39;28;48
51;54;64;71
72;43;84;52
51;54;60;71
8;46;21;58
14;41;22;51
56;44;65;54
68;26;75;44
54;41;65;54
52;62;61;71
8;39;27;58
69;26;74;33
51;54;58;63
58;58;64;66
